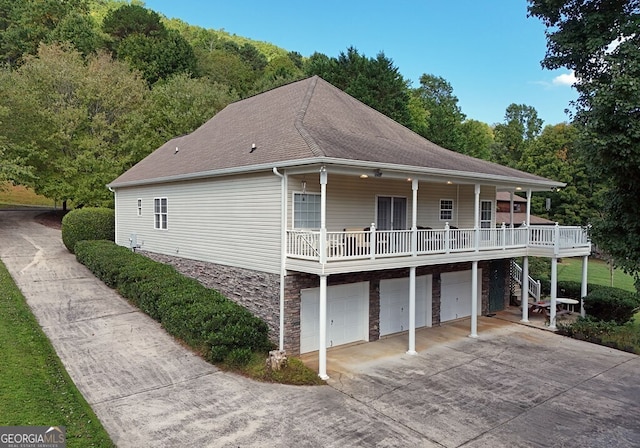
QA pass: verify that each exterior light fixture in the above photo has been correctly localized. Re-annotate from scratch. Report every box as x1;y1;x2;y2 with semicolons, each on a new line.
360;174;369;179
446;181;453;185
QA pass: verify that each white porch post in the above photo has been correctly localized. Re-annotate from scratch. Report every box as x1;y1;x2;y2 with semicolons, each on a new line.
407;266;417;355
474;184;480;251
509;191;515;245
521;256;530;322
411;179;418;257
470;260;479;338
526;189;532;227
550;257;558;330
318;274;329;380
509;191;514;229
581;255;588;317
319;166;327;264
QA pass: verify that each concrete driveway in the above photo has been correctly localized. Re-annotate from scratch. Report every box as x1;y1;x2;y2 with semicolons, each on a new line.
1;210;639;447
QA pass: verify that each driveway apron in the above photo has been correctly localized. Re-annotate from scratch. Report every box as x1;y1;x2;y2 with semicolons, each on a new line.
1;210;639;447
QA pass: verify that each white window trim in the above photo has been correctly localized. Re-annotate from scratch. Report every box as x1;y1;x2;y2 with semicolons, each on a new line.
439;199;454;222
154;197;168;230
292;191;321;229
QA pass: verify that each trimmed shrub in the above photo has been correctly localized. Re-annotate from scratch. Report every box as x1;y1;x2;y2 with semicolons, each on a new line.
538;279;602;300
73;240;272;361
62;208;115;253
583;286;640;325
225;348;253;368
557;316;619;343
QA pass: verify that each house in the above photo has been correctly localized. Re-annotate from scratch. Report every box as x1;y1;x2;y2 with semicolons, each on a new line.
495;191;554;227
109;76;591;379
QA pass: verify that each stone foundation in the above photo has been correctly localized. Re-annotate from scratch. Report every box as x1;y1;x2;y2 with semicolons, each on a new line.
141;250;505;357
141;251;281;343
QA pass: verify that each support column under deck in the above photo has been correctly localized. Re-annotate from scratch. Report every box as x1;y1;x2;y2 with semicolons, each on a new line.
550;257;558;330
407;266;417;355
318;274;329;380
521;256;529;322
581;255;588;317
470;260;479;338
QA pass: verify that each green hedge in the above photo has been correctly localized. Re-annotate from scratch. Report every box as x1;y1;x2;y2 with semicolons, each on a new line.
61;208;115;253
539;279;602;299
583;287;640;325
74;240;272;363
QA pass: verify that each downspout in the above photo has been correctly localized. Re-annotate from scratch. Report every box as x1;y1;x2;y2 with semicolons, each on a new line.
108;186;117;246
273;167;287;352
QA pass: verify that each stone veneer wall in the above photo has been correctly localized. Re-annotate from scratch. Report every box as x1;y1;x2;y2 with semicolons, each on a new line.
140;251;500;356
141;251;281;343
283;261;492;355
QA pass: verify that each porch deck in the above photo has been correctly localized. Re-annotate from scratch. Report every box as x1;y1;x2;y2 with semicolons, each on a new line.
287;224;590;272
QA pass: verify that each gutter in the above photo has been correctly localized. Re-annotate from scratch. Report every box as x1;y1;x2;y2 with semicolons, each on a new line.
109;157;564;191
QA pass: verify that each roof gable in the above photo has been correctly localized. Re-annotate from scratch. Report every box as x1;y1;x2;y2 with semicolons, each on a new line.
110;76;560;188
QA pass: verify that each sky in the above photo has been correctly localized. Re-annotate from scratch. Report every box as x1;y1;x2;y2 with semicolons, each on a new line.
144;0;578;127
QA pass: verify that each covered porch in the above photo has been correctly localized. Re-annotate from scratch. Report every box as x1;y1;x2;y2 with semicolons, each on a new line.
276;165;591;379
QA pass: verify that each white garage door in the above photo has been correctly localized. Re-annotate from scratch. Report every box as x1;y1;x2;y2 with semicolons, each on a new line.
300;282;369;354
440;269;482;322
379;276;432;336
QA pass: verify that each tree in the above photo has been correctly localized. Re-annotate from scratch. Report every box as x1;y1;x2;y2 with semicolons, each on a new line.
492;103;543;167
0;43;148;207
251;55;305;94
0;0;89;65
102;4;196;84
48;10;103;57
518;123;600;226
529;0;640;275
305;47;412;127
459;119;494;160
411;74;466;150
195;48;256;97
121;73;238;164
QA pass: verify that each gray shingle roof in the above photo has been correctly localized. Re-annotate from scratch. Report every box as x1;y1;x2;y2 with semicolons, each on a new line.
110;76;560;188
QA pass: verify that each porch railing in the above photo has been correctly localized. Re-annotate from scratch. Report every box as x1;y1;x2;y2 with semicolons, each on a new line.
286;223;590;262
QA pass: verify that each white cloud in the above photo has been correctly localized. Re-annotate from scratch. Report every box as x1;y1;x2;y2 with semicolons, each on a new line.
552;71;577;86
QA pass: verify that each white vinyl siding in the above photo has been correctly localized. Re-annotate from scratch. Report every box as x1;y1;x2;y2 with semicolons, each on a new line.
114;172;282;274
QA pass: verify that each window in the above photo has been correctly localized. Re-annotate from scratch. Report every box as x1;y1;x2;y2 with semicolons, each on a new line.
440;199;454;221
480;200;493;228
137;198;142;216
154;197;167;230
293;193;320;229
377;196;407;230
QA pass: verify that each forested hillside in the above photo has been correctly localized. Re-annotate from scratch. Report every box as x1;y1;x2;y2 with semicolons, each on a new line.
0;0;601;230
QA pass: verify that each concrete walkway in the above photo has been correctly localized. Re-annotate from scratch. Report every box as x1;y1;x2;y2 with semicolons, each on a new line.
1;210;639;447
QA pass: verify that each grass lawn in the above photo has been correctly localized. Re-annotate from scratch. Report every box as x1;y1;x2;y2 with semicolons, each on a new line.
0;260;114;447
557;257;636;292
0;183;55;208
